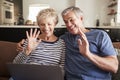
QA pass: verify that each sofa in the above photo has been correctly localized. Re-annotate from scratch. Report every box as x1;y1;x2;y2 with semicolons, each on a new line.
0;41;18;80
0;41;120;80
112;42;120;80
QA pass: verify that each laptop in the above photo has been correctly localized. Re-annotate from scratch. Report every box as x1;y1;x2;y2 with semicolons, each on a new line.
7;63;64;80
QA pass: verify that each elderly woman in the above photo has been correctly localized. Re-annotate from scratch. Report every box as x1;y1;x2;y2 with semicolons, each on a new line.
9;8;65;80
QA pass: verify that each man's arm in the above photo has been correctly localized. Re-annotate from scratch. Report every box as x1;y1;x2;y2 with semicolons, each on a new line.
77;28;119;73
86;53;118;73
16;39;26;52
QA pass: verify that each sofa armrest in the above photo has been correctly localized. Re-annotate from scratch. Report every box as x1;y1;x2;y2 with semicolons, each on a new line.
0;41;18;77
112;55;120;80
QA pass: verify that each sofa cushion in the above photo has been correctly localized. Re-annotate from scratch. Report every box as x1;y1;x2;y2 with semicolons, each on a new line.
0;41;18;77
0;77;9;80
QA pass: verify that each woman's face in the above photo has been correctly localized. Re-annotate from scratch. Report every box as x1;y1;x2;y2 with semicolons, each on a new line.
38;17;56;37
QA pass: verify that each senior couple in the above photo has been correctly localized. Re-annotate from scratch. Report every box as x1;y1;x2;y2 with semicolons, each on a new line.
11;6;118;80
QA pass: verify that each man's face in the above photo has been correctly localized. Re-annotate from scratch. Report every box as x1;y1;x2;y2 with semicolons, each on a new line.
62;11;83;34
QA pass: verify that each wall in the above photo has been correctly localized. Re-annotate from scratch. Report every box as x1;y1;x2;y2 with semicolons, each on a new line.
76;0;109;27
23;0;75;28
23;0;109;27
13;0;23;24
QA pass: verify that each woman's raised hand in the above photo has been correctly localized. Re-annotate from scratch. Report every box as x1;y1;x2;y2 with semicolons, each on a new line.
25;28;40;55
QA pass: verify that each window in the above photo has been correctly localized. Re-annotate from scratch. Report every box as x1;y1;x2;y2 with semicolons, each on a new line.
28;4;49;22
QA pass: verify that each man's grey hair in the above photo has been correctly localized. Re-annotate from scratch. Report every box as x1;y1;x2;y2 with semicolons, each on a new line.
61;6;83;18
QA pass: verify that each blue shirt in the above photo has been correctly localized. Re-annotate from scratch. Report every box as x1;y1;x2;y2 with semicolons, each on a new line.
60;29;117;80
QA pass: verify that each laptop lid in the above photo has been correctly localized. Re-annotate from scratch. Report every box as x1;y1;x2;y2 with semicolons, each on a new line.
7;63;64;80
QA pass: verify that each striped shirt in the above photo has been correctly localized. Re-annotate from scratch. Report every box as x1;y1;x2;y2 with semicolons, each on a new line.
13;38;66;67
